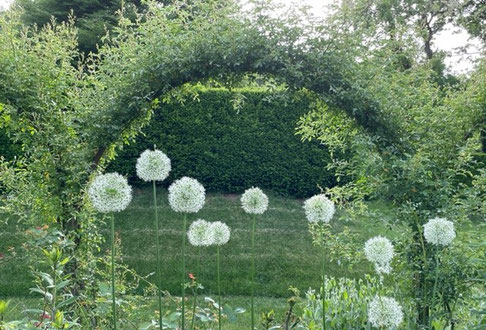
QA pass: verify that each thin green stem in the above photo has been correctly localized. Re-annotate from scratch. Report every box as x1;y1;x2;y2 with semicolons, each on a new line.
251;215;256;330
415;217;429;323
191;248;201;330
430;246;440;328
110;215;117;330
153;181;163;330
181;214;187;329
321;229;326;330
217;245;221;330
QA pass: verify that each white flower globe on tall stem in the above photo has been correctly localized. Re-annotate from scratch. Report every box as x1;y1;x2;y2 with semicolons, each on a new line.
88;173;132;213
303;193;335;330
240;187;268;330
367;295;404;328
303;194;335;223
136;148;171;330
210;221;231;330
88;172;132;330
423;217;456;247
364;236;395;275
423;217;456;326
136;149;171;182
188;219;214;247
187;219;214;328
168;176;205;329
241;187;268;214
168;177;205;213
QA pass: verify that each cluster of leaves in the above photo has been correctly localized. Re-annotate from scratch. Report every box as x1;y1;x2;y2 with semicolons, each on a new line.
296;2;486;326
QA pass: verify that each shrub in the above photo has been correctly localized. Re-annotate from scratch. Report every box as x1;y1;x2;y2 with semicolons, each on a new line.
107;88;336;197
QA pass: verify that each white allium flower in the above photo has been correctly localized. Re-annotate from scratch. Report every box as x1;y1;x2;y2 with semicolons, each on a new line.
88;173;132;213
136;149;171;182
168;177;205;213
364;236;395;274
368;295;403;328
210;221;231;246
187;219;214;247
241;187;269;214
423;217;456;246
303;194;335;223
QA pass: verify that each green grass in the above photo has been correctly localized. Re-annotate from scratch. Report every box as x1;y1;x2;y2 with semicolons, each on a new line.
2;186;482;298
99;187;399;297
1;187;485;328
0;186;400;297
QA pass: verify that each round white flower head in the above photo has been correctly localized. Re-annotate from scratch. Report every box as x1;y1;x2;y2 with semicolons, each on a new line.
187;219;214;247
364;236;395;274
168;177;205;213
241;187;269;214
368;295;403;328
303;194;335;223
423;217;456;246
210;221;231;246
136;149;171;182
88;173;132;213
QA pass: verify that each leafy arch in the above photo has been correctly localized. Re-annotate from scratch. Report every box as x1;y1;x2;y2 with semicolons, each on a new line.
83;1;396;167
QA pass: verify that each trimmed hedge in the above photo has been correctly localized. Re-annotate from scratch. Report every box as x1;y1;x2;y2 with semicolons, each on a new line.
107;89;335;197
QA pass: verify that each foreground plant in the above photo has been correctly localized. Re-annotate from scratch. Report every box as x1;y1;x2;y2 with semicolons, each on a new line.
88;173;132;330
241;187;268;329
136;148;171;329
303;194;335;330
210;221;231;330
168;177;205;329
187;219;214;329
423;217;456;327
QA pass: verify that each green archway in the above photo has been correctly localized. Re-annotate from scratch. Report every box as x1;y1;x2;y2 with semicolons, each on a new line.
84;1;396;168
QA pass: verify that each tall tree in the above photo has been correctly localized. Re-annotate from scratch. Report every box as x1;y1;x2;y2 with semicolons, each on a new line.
14;0;174;54
461;0;486;43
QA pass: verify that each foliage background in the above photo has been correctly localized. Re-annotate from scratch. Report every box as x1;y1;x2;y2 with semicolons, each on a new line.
107;88;336;197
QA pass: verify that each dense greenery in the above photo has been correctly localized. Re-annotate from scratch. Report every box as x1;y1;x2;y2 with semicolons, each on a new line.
108;88;335;197
14;0;175;54
0;0;485;328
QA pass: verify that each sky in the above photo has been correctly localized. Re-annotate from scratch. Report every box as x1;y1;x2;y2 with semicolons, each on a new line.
0;0;482;73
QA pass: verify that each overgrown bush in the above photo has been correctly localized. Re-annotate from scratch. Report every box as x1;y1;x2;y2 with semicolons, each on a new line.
107;88;336;197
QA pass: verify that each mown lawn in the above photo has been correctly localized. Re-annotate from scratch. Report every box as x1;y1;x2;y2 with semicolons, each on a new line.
1;186;400;298
1;187;485;328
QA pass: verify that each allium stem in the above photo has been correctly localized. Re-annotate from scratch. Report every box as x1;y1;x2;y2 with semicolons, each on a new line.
191;248;201;330
430;246;440;327
250;215;256;330
153;181;163;329
110;214;117;330
217;245;222;330
321;229;326;330
182;214;187;329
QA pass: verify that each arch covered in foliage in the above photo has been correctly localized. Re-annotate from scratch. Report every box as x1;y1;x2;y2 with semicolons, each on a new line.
0;0;396;302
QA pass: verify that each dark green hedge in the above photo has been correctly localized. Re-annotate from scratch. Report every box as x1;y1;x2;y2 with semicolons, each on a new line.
107;89;335;197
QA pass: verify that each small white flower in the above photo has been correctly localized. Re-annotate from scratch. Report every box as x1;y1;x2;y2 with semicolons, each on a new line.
88;173;132;213
168;177;205;213
136;149;171;182
188;219;214;247
241;187;268;214
368;295;403;328
303;194;335;223
423;217;456;246
210;221;231;246
364;236;395;274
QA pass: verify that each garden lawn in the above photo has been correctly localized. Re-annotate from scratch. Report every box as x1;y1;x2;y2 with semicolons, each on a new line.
1;186;404;298
3;186;483;299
